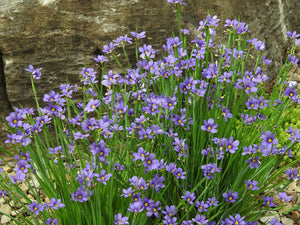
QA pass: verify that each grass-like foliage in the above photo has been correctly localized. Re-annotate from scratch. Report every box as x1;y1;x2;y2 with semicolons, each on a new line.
1;1;300;224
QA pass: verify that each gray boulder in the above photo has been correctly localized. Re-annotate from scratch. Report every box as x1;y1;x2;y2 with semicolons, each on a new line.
0;0;299;114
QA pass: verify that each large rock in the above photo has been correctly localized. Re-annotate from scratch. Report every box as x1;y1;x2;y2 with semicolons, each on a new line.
0;0;299;114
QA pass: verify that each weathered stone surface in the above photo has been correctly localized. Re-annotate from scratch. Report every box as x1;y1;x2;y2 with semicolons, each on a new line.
260;211;280;223
0;0;299;115
281;217;295;225
0;204;12;224
19;182;29;193
287;181;300;193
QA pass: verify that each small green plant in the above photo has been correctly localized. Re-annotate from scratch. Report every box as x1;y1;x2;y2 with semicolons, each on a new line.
0;1;300;224
276;102;300;166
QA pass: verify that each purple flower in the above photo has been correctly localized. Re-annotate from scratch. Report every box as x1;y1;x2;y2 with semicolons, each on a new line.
150;174;165;192
229;214;245;225
246;221;257;225
48;146;63;154
143;153;160;171
202;64;218;79
248;38;265;51
139;44;156;59
201;163;221;179
172;114;186;127
224;18;239;28
221;218;232;225
129;176;149;191
287;31;300;39
80;67;98;85
162;205;177;217
240;113;255;124
222;106;232;122
131;31;146;39
182;220;193;225
96;169;112;185
166;162;177;174
14;151;31;163
167;0;187;5
60;83;75;98
114;163;125;171
223;189;239;203
233;49;244;59
164;36;182;51
6;112;23;128
94;55;109;64
261;131;278;149
285;168;299;180
181;191;196;204
133;147;149;161
103;42;115;54
89;140;110;161
163;216;177;225
121;187;134;198
219;71;233;83
263;196;275;207
35;115;51;126
48;198;65;210
44;103;63;117
10;171;26;184
245;156;260;169
45;218;58;225
201;118;218;133
128;201;144;213
262;56;272;65
146;200;161;218
84;99;101;113
114;213;129;224
113;34;133;46
138;128;153;139
207;196;218;207
71;186;92;202
243;81;257;93
195;201;209;212
192;214;208;224
284;87;298;99
277;192;292;202
236;22;248;34
245;180;259;190
268;218;283;225
222;136;239;153
246;97;259;110
0;190;8;198
174;167;186;179
14;160;32;173
114;101;128;118
286;127;300;143
142;197;151;210
43;90;60;103
25;65;42;79
181;29;190;35
76;170;96;186
173;137;189;158
28;201;44;215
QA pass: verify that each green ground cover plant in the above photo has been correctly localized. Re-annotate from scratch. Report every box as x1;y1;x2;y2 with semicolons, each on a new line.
0;1;300;224
276;103;300;166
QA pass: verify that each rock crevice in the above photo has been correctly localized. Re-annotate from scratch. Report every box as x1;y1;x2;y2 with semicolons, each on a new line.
0;51;12;115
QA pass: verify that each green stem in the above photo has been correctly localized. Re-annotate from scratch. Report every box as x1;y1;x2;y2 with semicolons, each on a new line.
30;77;41;116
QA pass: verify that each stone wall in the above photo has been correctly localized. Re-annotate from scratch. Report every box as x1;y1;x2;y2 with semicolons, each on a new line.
0;0;299;116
